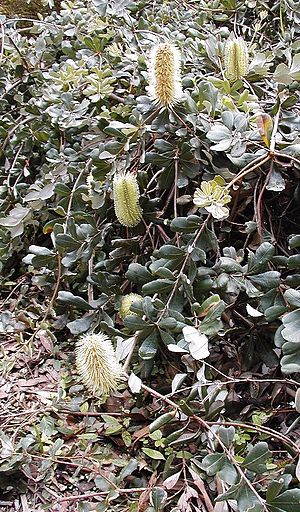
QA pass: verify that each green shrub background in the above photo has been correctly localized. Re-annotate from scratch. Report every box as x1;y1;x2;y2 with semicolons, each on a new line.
0;1;300;511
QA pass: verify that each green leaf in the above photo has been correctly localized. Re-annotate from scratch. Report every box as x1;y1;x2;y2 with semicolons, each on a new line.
289;54;300;80
282;310;300;343
153;267;175;279
67;314;95;334
157;317;177;330
197;294;221;316
160;329;176;346
142;448;165;460
118;459;138;481
0;206;30;227
48;438;64;457
153;245;186;259
218;460;238;485
217;257;243;273
123;315;148;330
57;291;93;311
170;215;202;233
248;243;275;273
242;442;271;473
265;305;287;322
236;484;264;512
126;263;154;284
201;453;226;475
28;245;55;256
151;487;167;511
216;482;242;501
0;433;14;459
139;332;158;360
149;412;176;433
273;63;293;85
55;234;81;251
266;480;286;503
217;481;263;511
281;341;300;373
268;489;300;512
199;300;225;336
39;416;55;437
248;271;281;290
288;235;300;249
284;289;300;308
101;414;122;435
142;279;175;295
218;425;235;448
288;255;300;269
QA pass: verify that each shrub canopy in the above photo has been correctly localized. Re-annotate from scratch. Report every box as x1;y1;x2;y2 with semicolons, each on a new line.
0;0;300;510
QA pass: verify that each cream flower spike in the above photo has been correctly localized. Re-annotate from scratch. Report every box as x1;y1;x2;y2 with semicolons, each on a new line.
224;37;249;82
86;171;93;198
119;293;142;320
113;172;143;227
147;42;183;106
76;333;124;395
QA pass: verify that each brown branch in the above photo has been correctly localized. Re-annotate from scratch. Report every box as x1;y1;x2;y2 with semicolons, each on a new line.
56;487;147;503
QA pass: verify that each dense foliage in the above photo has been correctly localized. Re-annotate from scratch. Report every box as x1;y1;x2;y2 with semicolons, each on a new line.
1;0;300;511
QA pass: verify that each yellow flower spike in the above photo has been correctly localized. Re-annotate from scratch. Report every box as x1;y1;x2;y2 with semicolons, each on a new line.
224;37;249;82
147;42;183;106
86;171;93;198
113;172;143;227
75;333;124;395
119;293;143;320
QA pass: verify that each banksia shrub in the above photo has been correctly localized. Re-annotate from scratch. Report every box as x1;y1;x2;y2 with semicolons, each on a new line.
113;172;143;227
119;293;143;320
147;42;183;106
75;333;123;395
224;37;249;82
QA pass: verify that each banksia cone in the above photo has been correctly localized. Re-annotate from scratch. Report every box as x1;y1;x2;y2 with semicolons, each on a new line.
86;171;93;197
119;293;142;320
224;37;249;82
147;42;183;106
75;333;123;395
113;172;142;227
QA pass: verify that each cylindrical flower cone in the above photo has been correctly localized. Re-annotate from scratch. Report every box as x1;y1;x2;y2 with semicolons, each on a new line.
113;172;143;227
224;37;249;82
75;333;124;395
119;293;142;320
147;42;183;106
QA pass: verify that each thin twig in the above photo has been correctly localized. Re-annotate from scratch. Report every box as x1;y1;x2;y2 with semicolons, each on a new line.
274;150;300;167
225;154;270;190
56;487;147;503
256;160;274;236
